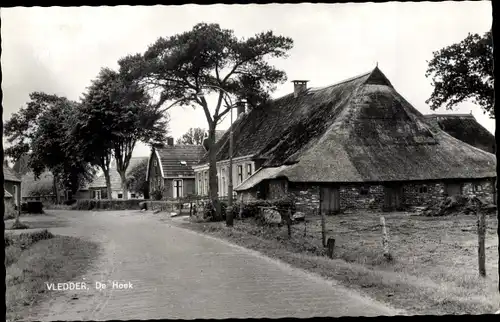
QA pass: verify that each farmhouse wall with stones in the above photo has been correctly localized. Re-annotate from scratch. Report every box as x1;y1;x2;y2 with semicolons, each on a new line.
462;179;495;203
402;182;446;207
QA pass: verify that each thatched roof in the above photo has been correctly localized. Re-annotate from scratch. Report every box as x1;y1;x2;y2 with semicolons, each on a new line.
197;67;496;191
4;165;21;182
88;157;148;190
148;145;205;180
424;114;495;154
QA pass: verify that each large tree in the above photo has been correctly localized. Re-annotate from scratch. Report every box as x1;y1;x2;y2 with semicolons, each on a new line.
425;30;493;118
176;127;207;145
120;22;293;219
4;92;95;202
75;67;169;200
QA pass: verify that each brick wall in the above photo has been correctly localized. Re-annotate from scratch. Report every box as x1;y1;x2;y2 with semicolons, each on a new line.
268;179;288;199
288;183;319;213
238;189;259;203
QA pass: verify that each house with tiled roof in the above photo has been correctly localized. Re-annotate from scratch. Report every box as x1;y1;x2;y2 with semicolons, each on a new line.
3;164;21;207
193;67;496;213
146;137;205;199
76;156;149;200
424;114;496;154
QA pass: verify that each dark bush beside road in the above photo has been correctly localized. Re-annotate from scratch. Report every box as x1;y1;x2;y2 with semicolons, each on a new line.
71;199;146;210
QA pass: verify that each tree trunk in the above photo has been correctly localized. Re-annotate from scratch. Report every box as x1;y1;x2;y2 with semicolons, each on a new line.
207;126;221;220
118;170;129;200
103;169;113;200
53;173;61;204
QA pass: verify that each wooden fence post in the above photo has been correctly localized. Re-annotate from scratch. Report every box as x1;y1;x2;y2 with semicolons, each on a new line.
321;208;326;247
327;238;335;258
286;209;292;237
380;216;391;260
478;210;486;277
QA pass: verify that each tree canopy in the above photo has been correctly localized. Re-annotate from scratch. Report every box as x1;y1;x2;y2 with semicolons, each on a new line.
176;127;207;145
120;22;293;219
4;92;95;196
425;30;493;118
127;158;149;198
75;67;169;199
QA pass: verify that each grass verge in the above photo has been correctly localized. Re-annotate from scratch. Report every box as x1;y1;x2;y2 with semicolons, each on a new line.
179;212;499;315
5;230;100;321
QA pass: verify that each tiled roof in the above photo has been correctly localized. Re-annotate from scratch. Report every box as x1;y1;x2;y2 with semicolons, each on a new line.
205;67;495;189
4;166;21;182
155;145;205;177
87;157;148;190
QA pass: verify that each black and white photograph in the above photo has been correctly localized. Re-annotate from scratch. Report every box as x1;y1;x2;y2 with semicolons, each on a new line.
1;1;498;320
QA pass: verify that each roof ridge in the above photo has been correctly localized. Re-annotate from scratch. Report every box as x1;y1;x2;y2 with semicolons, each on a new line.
308;70;373;92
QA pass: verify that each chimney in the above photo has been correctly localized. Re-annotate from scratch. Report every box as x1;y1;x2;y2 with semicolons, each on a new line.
236;101;246;117
292;80;309;98
167;137;174;146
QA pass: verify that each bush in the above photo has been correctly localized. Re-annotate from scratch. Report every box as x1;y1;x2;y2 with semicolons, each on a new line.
5;229;54;250
4;202;17;220
151;190;163;201
71;199;146;210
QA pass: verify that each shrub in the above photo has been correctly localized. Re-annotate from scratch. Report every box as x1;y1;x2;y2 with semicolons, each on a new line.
151;190;163;201
6;229;54;250
71;199;146;210
4;202;17;220
239;196;296;220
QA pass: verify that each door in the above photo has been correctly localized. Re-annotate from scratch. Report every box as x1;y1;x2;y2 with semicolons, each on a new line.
445;183;462;197
320;186;340;215
384;184;403;211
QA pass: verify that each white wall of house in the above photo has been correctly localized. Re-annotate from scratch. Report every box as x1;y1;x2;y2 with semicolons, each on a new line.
194;157;255;197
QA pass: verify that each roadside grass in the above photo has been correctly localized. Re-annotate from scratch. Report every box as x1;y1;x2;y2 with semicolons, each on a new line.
5;214;68;230
5;230;100;321
180;211;499;315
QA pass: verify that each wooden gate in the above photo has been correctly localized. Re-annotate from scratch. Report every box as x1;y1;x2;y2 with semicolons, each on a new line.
320;186;340;215
383;184;403;211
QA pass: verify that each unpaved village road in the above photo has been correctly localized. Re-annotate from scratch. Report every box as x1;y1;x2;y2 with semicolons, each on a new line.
26;210;403;320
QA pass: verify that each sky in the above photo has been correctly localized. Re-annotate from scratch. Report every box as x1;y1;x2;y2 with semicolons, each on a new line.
1;2;494;158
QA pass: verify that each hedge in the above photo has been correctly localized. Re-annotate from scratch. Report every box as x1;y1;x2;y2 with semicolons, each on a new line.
71;199;147;210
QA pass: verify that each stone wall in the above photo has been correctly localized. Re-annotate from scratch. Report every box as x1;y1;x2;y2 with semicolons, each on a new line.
339;184;384;209
268;179;288;199
402;182;446;207
288;183;319;213
462;179;494;203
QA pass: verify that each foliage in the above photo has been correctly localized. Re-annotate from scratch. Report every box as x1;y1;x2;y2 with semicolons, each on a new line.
75;67;169;200
425;30;493;118
4;201;17;220
120;22;293;219
4;229;54;250
4;93;96;195
151;189;163;200
238;197;296;222
71;199;147;211
176;127;207;145
127;158;149;198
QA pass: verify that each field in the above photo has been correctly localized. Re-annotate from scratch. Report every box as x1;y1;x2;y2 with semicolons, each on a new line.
183;210;499;315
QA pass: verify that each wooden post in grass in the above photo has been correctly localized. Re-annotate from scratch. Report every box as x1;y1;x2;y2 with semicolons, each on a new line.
477;210;486;277
321;208;326;247
327;238;335;259
380;216;391;260
285;209;292;237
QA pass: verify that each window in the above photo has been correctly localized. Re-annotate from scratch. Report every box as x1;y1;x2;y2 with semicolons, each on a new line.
204;171;208;195
246;164;252;178
359;186;369;195
118;193;123;199
131;193;136;199
173;179;183;199
419;186;428;193
153;160;157;167
14;185;18;207
198;174;202;195
238;165;243;184
221;170;226;197
474;184;482;192
157;177;162;188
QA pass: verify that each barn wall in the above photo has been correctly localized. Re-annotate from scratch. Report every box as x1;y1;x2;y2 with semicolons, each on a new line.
402;182;446;207
462;179;494;202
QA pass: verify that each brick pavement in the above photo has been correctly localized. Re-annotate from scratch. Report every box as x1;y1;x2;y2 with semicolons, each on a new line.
26;210;404;320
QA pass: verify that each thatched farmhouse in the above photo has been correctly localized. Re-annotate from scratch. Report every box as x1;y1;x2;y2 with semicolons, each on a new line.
146;138;205;199
424;114;496;154
193;67;496;213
